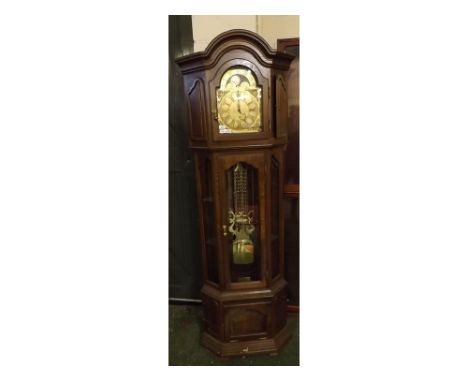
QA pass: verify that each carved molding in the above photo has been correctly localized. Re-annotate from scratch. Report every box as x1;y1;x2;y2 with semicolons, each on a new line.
187;79;206;140
276;75;288;138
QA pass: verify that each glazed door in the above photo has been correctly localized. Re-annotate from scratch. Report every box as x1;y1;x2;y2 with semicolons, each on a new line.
216;153;267;290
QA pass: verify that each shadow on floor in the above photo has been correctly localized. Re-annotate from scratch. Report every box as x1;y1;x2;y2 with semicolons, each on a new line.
169;304;299;366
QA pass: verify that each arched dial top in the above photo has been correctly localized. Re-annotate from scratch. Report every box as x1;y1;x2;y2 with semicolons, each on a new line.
216;67;262;134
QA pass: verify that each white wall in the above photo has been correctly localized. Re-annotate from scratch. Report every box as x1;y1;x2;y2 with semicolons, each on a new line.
192;15;299;52
257;15;299;49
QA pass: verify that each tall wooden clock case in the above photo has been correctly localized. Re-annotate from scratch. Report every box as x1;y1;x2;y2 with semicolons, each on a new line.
176;30;294;357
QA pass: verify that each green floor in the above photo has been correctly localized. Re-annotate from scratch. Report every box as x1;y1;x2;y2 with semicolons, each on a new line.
169;304;299;366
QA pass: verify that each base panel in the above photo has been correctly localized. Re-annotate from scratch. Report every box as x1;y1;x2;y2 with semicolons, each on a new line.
201;325;291;358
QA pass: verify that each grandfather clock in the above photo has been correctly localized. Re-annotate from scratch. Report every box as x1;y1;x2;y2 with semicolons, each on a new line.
176;29;294;357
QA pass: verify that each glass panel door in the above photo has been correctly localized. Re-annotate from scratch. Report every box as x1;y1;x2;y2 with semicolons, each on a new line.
224;161;262;284
270;155;280;279
198;156;218;284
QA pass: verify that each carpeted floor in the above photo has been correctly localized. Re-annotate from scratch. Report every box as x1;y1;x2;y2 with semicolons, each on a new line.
169;304;299;366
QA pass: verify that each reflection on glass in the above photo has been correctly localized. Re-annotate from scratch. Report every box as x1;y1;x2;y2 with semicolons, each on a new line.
226;162;261;283
270;156;280;278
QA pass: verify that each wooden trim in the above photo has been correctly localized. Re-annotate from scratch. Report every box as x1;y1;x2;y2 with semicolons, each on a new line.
169;299;300;313
169;298;202;305
277;38;299;53
283;183;299;198
287;305;299;313
176;30;295;73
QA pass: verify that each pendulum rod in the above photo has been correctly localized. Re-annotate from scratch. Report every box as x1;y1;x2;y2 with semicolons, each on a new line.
234;163;248;215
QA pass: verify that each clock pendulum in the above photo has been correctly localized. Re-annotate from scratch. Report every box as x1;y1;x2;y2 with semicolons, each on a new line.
229;162;255;281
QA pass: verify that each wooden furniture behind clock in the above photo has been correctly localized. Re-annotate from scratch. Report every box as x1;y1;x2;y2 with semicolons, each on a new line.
277;38;300;310
176;30;295;357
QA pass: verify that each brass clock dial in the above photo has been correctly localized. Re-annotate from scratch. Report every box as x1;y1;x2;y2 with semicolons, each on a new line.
216;67;262;134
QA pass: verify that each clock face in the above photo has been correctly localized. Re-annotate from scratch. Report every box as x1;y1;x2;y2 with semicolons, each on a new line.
216;67;262;134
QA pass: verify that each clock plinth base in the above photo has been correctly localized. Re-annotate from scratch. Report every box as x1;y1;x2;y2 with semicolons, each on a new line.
201;325;291;358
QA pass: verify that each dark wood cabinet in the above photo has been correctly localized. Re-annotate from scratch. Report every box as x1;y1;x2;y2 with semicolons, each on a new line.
277;38;300;308
176;29;294;357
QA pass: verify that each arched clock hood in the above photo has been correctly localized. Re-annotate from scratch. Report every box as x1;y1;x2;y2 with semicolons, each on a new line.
175;29;295;73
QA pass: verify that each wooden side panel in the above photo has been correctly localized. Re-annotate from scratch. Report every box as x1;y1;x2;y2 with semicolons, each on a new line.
278;40;300;306
202;295;221;338
273;289;288;332
187;79;207;140
275;75;288;138
196;153;220;285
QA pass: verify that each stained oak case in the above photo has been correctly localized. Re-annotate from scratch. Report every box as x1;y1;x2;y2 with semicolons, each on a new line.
176;30;294;357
